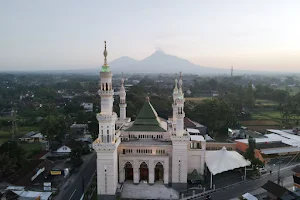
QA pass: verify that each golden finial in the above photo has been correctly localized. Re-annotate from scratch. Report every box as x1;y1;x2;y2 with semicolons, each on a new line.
103;41;108;66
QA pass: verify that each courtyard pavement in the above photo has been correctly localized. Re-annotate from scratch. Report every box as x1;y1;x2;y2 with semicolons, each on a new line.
121;182;179;199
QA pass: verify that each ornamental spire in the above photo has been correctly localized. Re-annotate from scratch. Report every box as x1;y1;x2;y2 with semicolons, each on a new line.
178;71;183;94
173;73;178;94
103;41;108;66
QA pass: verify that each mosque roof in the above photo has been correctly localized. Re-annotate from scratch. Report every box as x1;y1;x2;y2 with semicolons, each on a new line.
126;98;167;132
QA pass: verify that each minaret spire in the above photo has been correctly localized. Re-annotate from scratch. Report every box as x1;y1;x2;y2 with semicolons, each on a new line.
103;41;108;66
173;73;178;94
178;71;183;94
121;72;124;88
119;72;127;121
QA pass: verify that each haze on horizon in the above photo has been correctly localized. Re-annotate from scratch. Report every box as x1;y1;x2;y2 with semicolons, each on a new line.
0;0;299;72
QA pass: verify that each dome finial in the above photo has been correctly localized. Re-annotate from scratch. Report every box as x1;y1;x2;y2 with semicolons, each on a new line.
103;41;108;66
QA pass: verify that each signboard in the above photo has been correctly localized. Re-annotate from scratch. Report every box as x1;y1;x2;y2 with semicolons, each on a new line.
31;167;45;181
50;171;61;175
43;182;51;191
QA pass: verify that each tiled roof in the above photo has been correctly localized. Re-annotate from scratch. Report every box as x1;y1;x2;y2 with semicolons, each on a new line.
126;101;166;132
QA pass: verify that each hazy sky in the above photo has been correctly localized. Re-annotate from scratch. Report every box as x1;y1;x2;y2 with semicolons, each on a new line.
0;0;299;72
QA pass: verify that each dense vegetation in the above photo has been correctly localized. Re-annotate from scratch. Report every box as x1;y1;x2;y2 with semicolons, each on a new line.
0;73;299;178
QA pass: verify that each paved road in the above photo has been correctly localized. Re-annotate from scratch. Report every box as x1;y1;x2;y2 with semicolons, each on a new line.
55;152;96;200
196;165;296;200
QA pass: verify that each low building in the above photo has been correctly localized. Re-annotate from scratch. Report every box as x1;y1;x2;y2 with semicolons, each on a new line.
81;102;93;112
184;117;207;135
54;145;71;154
19;132;44;143
262;180;299;199
228;127;263;139
70;123;88;135
292;165;300;189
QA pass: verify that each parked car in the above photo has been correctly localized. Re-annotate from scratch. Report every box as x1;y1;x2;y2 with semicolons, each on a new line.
259;168;267;174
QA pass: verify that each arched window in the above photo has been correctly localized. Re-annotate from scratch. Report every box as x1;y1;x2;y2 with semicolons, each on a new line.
107;130;109;143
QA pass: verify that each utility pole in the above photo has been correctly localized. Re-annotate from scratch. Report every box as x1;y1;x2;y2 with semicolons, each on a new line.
277;162;281;185
82;176;85;194
11;109;18;142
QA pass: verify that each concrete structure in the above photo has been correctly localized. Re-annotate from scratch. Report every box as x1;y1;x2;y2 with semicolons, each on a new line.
93;42;235;199
81;102;93;112
54;145;71;154
19;132;44;143
70;123;88;135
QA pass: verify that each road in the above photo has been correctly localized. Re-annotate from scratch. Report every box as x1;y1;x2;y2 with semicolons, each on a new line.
196;165;296;200
55;152;96;200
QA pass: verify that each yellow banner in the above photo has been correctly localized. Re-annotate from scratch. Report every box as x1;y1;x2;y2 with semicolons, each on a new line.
50;171;61;175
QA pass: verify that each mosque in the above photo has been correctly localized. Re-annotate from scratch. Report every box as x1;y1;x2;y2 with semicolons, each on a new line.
93;42;249;199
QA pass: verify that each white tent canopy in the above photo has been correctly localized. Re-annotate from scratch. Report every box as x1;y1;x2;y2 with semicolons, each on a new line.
205;146;251;175
242;193;258;200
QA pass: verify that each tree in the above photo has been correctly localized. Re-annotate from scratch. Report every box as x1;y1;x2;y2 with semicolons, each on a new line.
39;115;69;143
0;141;27;179
244;83;255;110
244;138;256;161
187;98;238;134
244;138;263;169
0;153;18;178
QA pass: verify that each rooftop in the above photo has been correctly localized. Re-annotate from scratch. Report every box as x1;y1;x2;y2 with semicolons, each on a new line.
121;139;172;146
262;180;299;199
260;147;300;155
126;99;166;132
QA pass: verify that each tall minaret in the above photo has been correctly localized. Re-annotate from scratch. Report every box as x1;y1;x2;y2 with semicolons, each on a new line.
93;41;119;199
175;72;185;136
119;73;127;121
172;74;179;124
171;71;189;191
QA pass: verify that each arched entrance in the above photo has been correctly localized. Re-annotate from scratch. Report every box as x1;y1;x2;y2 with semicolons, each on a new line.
124;162;133;181
139;162;149;181
155;162;164;182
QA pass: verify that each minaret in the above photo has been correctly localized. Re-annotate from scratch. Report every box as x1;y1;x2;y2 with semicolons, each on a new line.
172;74;179;124
93;41;119;199
119;73;127;121
176;72;185;136
171;71;189;191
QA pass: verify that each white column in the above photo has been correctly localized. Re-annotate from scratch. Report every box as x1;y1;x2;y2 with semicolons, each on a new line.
200;141;206;175
149;167;154;184
244;166;247;181
210;172;213;189
120;168;125;183
164;165;169;184
134;167;139;184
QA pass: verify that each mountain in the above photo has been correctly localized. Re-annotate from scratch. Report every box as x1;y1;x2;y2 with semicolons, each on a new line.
109;56;139;69
109;50;229;74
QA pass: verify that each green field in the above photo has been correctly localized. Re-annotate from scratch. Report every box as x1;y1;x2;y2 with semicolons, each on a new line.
185;97;212;102
19;142;42;158
255;99;277;106
0;126;39;145
252;111;300;120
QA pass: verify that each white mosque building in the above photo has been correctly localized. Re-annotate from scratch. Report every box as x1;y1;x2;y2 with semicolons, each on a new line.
93;42;250;200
